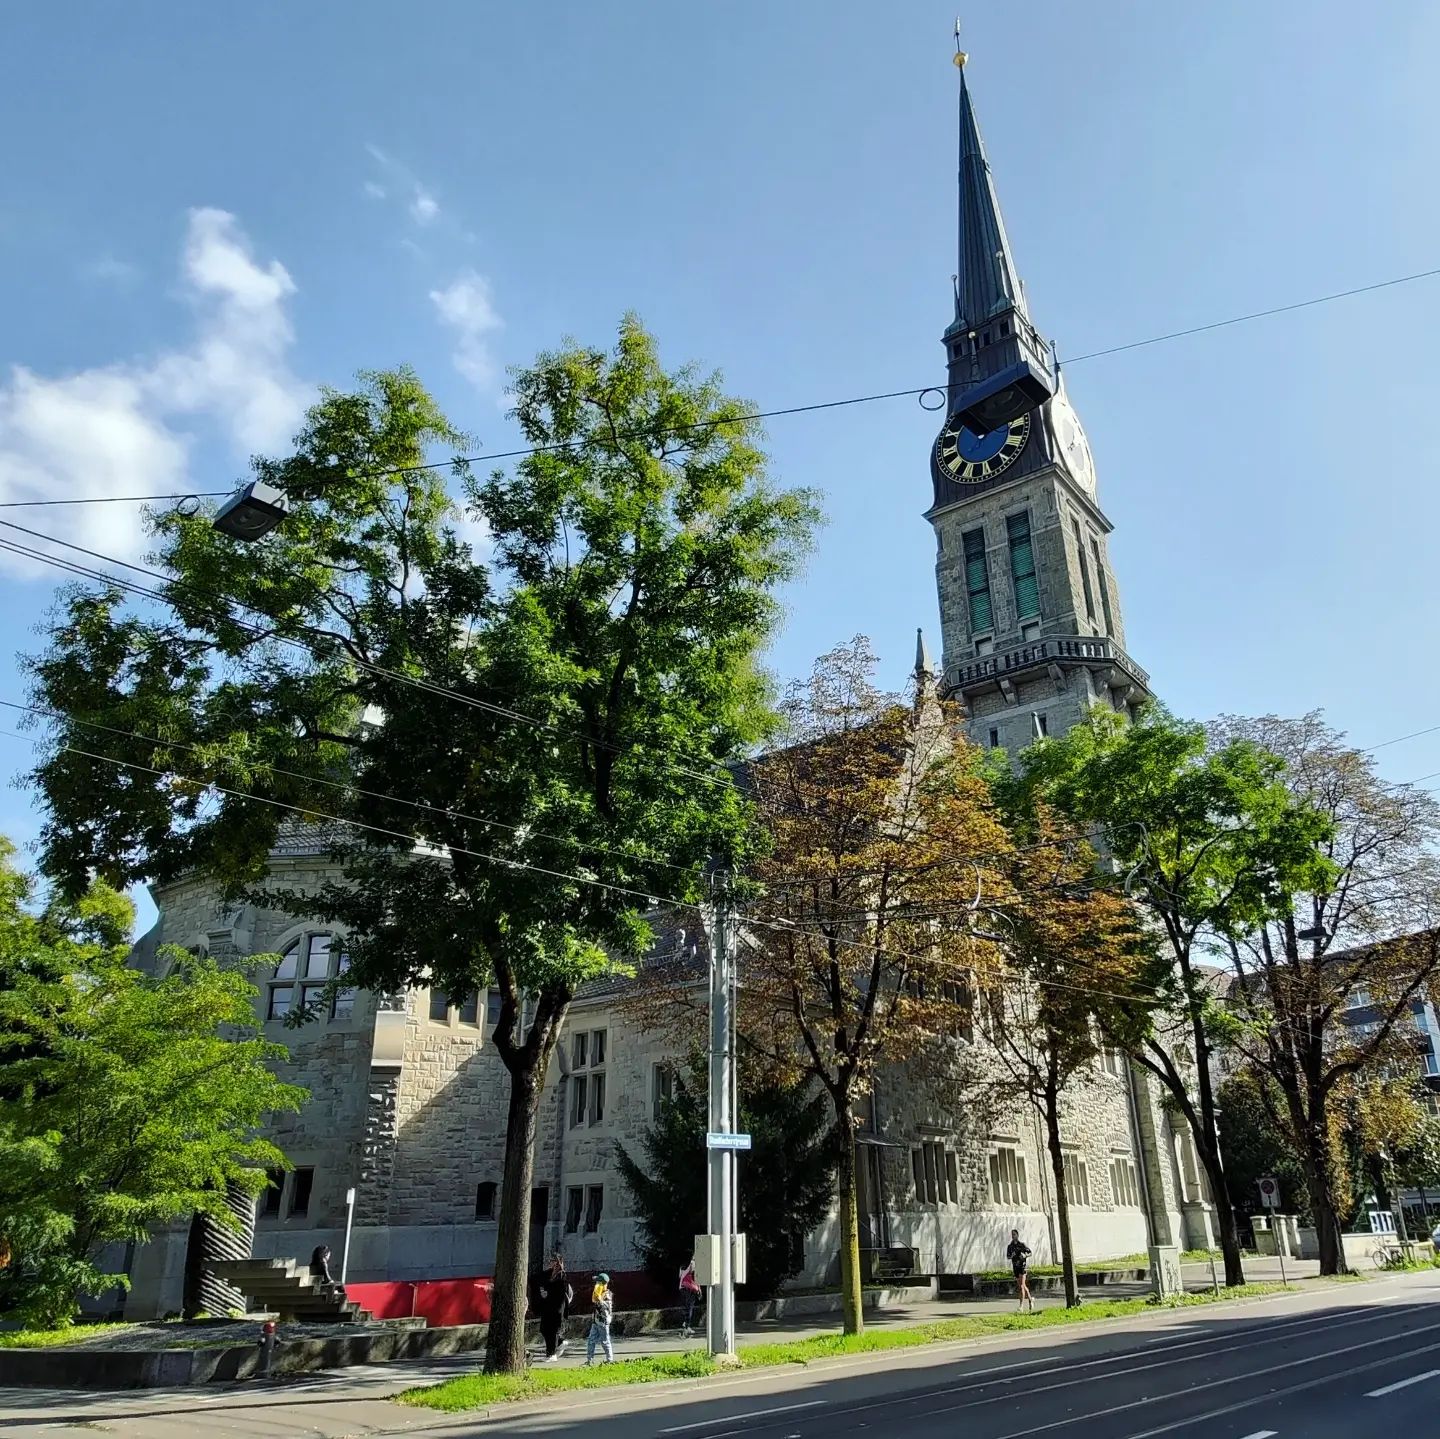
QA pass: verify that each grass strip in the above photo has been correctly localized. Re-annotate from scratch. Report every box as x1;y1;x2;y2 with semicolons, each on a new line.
0;1322;132;1350
400;1279;1330;1413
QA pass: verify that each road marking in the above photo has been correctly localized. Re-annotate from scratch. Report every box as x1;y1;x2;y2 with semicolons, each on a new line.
1366;1369;1440;1398
1238;1431;1277;1438
927;1318;1440;1438
658;1400;824;1434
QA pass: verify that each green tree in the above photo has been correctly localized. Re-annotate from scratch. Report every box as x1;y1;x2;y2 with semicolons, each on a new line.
0;841;301;1327
984;804;1152;1307
1020;706;1333;1286
25;329;818;1370
1208;713;1440;1273
743;640;1013;1334
614;1066;836;1300
1216;1069;1316;1226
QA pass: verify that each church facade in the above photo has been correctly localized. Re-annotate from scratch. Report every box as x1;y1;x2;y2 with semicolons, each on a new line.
119;57;1209;1321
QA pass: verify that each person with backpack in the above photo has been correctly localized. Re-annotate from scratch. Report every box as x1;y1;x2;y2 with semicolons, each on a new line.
1007;1229;1034;1313
585;1272;615;1365
679;1258;703;1336
535;1253;573;1362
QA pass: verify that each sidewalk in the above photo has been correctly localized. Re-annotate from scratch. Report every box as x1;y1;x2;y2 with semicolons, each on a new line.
0;1258;1324;1439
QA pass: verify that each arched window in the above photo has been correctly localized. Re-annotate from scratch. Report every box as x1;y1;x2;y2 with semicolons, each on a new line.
268;932;354;1022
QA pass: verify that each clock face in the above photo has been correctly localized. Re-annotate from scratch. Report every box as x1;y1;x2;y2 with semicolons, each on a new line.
1048;393;1096;494
934;411;1031;485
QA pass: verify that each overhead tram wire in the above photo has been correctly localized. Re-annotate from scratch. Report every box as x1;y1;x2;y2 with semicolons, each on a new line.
12;512;1440;777
4;261;1440;512
9;519;1440;888
0;696;699;879
7;498;1440;869
0;720;1185;1014
0;526;744;796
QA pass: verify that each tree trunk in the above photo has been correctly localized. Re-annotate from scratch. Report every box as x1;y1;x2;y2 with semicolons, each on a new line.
1043;1090;1079;1308
834;1103;863;1336
1188;1018;1245;1287
1296;1109;1349;1276
1194;1137;1245;1287
484;1052;547;1373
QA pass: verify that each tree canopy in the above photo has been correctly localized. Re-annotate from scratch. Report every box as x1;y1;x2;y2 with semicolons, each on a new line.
0;840;301;1327
24;324;820;1369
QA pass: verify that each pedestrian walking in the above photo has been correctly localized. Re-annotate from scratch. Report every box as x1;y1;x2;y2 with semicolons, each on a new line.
585;1272;615;1365
1007;1229;1034;1313
679;1258;702;1335
535;1253;573;1362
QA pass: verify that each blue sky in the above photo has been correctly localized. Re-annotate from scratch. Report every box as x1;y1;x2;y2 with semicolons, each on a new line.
3;2;1440;929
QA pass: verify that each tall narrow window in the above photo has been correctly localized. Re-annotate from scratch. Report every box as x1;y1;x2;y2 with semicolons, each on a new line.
963;528;992;633
1074;519;1097;624
585;1185;604;1233
564;1186;584;1234
475;1181;497;1220
288;1167;314;1218
1006;511;1040;619
1090;537;1115;634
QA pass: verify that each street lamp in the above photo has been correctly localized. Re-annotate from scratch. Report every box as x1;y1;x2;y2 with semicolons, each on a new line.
212;480;288;541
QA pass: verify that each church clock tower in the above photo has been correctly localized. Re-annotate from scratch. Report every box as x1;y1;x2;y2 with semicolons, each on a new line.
929;50;1150;751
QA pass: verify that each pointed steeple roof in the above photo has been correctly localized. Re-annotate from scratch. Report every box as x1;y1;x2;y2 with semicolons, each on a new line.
914;627;936;683
953;64;1028;333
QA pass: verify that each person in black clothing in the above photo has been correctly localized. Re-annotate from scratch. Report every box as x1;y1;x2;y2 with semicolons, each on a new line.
309;1244;343;1300
535;1253;573;1361
1006;1229;1033;1313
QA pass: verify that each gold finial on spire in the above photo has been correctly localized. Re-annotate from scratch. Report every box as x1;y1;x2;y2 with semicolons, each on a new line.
953;17;968;68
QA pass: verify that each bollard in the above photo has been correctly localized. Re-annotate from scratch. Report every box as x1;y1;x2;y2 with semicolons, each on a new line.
256;1320;277;1379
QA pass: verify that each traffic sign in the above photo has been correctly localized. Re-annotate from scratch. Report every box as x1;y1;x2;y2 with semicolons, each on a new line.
1257;1175;1281;1209
706;1132;752;1151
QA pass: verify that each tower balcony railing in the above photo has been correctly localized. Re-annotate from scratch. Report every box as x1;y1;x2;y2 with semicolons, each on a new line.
948;634;1150;692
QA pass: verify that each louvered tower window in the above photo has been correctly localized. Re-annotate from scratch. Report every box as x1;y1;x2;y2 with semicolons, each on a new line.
1007;511;1040;620
963;528;992;632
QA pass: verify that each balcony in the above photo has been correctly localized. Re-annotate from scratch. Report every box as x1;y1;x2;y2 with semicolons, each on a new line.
947;634;1151;694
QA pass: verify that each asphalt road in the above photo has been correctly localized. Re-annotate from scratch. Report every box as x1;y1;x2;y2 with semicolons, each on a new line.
5;1272;1439;1437
600;1276;1440;1439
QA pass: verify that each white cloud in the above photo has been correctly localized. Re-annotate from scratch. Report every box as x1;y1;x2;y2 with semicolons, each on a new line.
80;255;140;286
0;208;309;578
365;143;442;228
430;270;503;390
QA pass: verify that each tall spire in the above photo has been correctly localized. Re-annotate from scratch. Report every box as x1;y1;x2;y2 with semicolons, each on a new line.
952;43;1028;333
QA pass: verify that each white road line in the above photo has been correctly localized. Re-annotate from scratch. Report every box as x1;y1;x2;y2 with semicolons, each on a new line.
1238;1431;1278;1438
658;1400;824;1434
1366;1369;1440;1398
933;1319;1440;1438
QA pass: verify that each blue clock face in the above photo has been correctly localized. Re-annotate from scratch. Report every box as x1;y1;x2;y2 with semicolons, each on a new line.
935;411;1031;484
957;426;1011;463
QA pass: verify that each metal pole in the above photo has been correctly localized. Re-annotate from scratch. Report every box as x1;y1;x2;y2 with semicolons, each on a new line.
706;871;735;1358
340;1186;357;1286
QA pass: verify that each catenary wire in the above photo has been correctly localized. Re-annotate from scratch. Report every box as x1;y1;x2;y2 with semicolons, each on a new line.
0;721;1191;1012
6;522;1440;905
0;530;745;795
0;696;700;878
3;261;1439;510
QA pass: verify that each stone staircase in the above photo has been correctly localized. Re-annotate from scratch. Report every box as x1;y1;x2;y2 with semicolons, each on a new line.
209;1259;372;1322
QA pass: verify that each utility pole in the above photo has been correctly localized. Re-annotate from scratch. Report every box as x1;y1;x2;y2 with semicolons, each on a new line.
704;865;737;1359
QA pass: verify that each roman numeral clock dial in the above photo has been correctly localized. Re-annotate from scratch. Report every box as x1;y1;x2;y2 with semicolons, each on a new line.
934;411;1031;484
